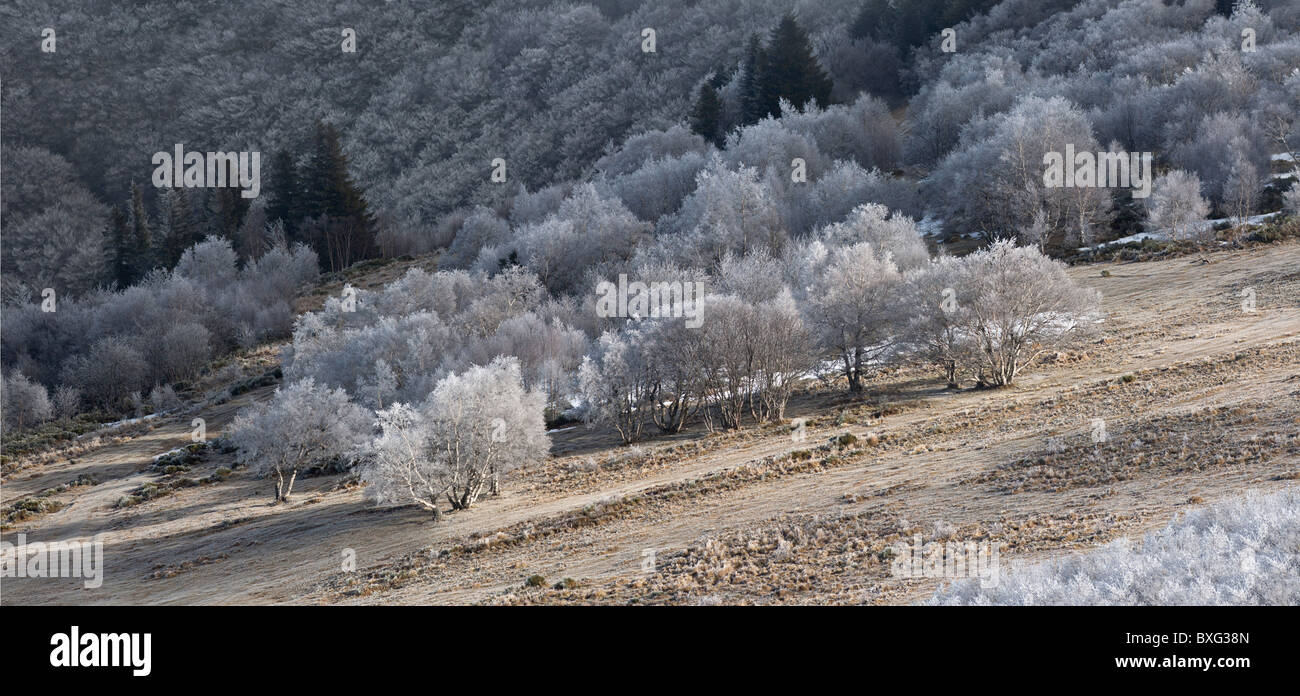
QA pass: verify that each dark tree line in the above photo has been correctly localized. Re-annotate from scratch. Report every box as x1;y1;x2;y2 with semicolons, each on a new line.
690;14;833;145
103;181;203;289
102;121;375;287
851;0;1006;54
267;121;376;273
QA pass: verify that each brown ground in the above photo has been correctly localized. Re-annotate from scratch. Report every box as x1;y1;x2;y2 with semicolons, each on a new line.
3;240;1298;605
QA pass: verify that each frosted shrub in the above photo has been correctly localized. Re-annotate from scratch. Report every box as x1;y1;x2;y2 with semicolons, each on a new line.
929;489;1300;605
442;206;510;270
154;322;212;383
901;255;975;389
1145;170;1211;241
579;331;654;444
53;386;81;421
591;125;709;178
2;370;53;431
814;203;930;271
665;163;787;267
148;383;183;414
925;96;1113;250
598;151;706;222
174;236;240;290
805;242;903;393
60;337;149;410
1284;179;1300;217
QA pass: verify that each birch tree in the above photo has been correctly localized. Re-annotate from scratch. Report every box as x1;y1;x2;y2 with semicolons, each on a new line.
363;357;548;516
961;241;1101;387
806;242;903;393
229;378;371;503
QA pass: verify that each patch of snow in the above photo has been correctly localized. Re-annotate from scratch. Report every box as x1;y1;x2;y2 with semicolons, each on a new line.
100;413;161;429
1079;212;1284;251
152;446;189;461
917;215;944;238
1078;231;1164;251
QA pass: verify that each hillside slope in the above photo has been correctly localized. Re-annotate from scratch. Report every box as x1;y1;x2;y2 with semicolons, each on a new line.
3;241;1297;605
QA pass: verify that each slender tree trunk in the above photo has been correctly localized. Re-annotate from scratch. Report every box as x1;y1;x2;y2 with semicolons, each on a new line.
844;352;861;393
281;468;298;502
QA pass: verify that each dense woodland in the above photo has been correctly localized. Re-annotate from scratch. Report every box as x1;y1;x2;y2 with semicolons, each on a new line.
3;0;1299;514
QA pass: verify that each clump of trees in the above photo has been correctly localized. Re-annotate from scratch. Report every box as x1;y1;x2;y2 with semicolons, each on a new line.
1;237;317;418
580;254;818;442
903;241;1100;388
0;146;108;298
267;121;378;272
363;357;549;519
925;96;1115;251
690;14;833;142
282;265;587;414
954;241;1101;386
577;202;1099;443
228;378;371;503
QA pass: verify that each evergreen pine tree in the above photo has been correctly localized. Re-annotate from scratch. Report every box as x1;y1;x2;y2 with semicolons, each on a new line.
266;149;301;240
759;15;833;119
151;188;192;269
207;162;251;251
738;34;767;125
127;182;153;278
690;82;724;147
299;121;375;271
851;0;898;41
103;205;133;288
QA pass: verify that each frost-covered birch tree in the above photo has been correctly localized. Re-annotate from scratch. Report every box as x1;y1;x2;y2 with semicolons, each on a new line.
229;378;371;503
961;241;1101;387
363;357;548;517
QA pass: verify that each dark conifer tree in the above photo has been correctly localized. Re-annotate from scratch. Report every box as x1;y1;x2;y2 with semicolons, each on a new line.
153;188;199;269
758;15;833;118
690;82;724;147
266;149;301;239
103;205;133;289
738;34;767;125
127;182;154;278
208;178;250;249
299;121;375;271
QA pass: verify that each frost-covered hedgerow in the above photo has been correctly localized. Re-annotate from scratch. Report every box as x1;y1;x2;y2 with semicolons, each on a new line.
928;489;1300;605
